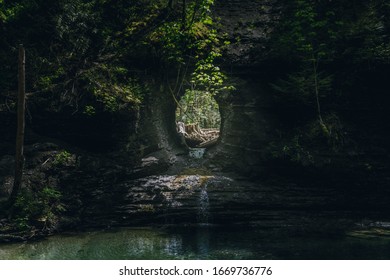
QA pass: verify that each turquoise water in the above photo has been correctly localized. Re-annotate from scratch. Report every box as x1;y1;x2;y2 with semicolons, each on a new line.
1;226;390;260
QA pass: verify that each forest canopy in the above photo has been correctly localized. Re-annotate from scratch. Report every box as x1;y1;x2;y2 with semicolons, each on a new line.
0;0;232;123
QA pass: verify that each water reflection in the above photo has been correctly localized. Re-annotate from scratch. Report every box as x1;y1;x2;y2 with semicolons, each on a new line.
196;227;210;256
163;235;183;257
1;227;390;260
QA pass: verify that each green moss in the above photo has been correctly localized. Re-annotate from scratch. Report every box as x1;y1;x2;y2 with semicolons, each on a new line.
139;204;155;213
179;167;213;176
54;150;72;166
347;229;390;239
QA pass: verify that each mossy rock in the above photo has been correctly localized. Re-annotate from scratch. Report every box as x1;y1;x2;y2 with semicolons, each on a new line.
178;168;213;176
347;228;390;239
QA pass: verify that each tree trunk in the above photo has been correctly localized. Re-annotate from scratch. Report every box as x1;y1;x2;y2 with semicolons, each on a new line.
9;45;26;205
312;56;323;124
181;0;186;29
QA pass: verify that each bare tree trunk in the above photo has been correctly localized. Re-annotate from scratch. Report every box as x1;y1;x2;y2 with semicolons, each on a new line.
312;54;323;125
181;0;186;29
9;45;26;205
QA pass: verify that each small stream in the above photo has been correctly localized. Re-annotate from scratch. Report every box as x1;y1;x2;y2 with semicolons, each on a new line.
1;227;390;260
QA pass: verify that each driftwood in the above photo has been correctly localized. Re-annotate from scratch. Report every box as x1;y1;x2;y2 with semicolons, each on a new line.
177;122;219;148
197;137;218;148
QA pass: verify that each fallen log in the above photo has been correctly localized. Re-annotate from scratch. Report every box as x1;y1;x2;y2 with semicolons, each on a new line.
197;137;218;148
181;123;220;148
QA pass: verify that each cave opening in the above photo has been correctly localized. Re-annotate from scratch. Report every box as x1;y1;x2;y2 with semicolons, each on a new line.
175;90;221;149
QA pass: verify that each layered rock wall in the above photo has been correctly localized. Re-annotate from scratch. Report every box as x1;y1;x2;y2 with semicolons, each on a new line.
207;0;282;175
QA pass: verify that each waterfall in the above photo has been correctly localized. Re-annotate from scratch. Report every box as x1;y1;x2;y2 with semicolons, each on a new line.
197;185;210;224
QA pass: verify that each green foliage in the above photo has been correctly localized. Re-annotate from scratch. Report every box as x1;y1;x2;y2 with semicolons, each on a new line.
149;1;233;89
80;65;144;112
0;0;25;23
271;0;346;133
313;113;345;151
146;0;232;127
45;0;146;112
271;66;333;106
271;0;390;161
0;0;149;113
148;0;220;63
270;112;346;165
0;0;232;117
176;90;220;128
277;0;342;60
54;150;72;166
280;135;314;166
83;105;96;116
345;2;390;65
13;186;64;231
190;51;235;95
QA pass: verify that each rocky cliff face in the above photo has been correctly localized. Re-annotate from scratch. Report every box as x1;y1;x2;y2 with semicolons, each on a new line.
214;0;281;66
206;0;283;176
67;173;390;232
